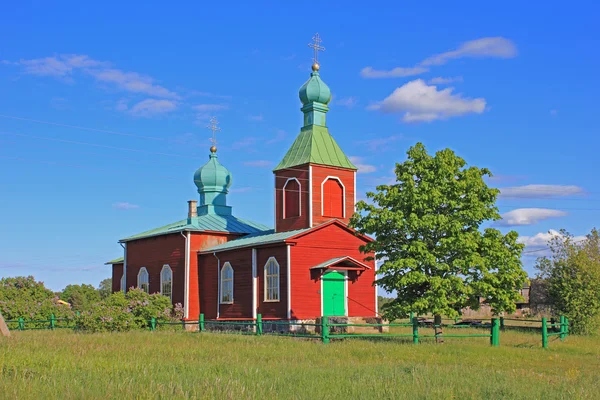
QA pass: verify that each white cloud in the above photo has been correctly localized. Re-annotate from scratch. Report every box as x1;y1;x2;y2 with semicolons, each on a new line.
369;79;486;122
421;37;517;66
332;96;358;108
349;156;377;173
89;69;179;99
360;37;516;80
115;98;129;112
518;229;586;256
129;99;177;117
360;66;428;79
267;130;286;145
10;54;179;99
113;202;140;210
355;135;401;151
193;104;229;112
249;114;264;121
428;76;464;85
497;208;567;226
243;160;272;167
499;184;585;199
232;137;258;150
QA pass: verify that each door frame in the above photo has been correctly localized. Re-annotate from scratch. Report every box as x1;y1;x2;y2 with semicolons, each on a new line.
320;269;348;317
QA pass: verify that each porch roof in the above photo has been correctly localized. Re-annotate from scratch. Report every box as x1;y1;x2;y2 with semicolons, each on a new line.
309;256;372;271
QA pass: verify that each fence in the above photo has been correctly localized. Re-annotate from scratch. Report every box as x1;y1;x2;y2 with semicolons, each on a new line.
5;313;569;348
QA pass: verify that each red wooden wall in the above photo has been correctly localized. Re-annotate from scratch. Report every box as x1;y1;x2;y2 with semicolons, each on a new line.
274;165;310;232
125;233;186;306
289;223;376;320
188;232;238;319
256;245;288;319
111;263;124;293
311;165;355;226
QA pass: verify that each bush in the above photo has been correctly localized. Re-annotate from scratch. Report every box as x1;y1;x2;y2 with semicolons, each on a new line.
0;276;75;326
76;288;183;333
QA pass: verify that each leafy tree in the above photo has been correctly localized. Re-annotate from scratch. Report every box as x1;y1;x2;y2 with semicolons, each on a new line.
98;278;112;299
60;284;101;312
350;143;527;321
0;276;74;323
536;229;600;335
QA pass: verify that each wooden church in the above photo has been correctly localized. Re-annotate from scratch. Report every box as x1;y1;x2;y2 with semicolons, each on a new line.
106;42;377;323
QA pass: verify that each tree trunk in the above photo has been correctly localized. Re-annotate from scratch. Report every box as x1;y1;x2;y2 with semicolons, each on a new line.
0;312;10;337
434;314;443;343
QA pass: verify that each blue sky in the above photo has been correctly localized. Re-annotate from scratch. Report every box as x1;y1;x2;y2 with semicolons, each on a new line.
1;1;598;291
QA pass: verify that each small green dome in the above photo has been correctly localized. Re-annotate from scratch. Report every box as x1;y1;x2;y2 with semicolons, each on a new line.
299;71;331;106
193;152;232;194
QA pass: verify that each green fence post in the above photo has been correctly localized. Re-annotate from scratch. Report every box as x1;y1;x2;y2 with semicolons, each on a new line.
409;312;414;323
50;314;55;330
18;317;25;331
321;317;330;344
491;318;500;347
559;316;565;341
256;314;262;336
199;314;205;332
150;317;156;331
412;317;419;344
542;317;548;349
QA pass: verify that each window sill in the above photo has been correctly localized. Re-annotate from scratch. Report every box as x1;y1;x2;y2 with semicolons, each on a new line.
220;301;234;305
263;299;280;303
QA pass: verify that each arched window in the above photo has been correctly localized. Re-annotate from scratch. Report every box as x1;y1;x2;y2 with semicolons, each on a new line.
137;267;149;293
322;177;344;218
160;265;173;300
264;257;280;302
283;178;301;218
220;262;234;304
120;274;126;292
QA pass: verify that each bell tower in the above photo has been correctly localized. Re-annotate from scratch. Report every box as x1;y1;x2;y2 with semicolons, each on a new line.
273;34;357;233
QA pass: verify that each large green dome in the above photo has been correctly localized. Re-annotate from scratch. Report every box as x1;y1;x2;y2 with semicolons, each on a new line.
299;70;331;106
194;151;232;196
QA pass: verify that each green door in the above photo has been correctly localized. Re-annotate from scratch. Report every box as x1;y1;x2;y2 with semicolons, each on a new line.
322;270;346;317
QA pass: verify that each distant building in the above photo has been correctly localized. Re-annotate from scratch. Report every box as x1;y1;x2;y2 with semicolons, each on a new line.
106;58;377;324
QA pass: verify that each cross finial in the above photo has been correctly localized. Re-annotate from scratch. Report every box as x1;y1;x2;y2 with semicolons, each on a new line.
206;116;221;152
308;32;325;69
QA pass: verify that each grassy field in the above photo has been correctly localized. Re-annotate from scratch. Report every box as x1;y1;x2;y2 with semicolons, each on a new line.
1;328;599;399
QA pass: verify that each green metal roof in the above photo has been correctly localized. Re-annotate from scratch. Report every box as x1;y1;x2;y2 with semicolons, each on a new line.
105;257;124;265
120;214;270;242
273;125;357;171
200;227;310;253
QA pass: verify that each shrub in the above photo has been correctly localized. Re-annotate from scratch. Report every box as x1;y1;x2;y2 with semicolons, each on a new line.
76;288;182;333
0;276;74;327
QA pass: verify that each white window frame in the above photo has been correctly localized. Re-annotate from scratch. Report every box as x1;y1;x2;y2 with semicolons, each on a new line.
320;176;346;218
160;264;173;300
282;177;301;219
220;262;234;304
264;257;280;302
120;273;126;292
137;267;149;294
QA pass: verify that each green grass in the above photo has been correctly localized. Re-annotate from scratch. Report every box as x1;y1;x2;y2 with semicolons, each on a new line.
1;329;599;399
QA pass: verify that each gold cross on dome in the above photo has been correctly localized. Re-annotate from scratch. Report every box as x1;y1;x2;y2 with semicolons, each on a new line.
308;32;325;64
206;116;221;146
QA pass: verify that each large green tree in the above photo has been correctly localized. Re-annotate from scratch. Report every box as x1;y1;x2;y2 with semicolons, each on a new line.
60;284;101;312
350;143;527;320
98;278;113;299
536;229;600;335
